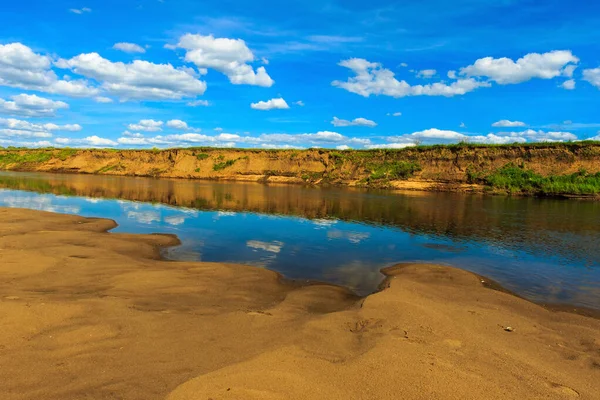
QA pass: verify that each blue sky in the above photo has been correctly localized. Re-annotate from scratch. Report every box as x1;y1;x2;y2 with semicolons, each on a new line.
1;0;600;149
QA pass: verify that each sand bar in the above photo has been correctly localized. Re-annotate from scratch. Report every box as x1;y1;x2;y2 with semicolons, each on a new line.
0;207;598;399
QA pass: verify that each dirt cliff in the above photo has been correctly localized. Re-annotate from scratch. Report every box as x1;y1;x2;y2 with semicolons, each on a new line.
1;143;599;196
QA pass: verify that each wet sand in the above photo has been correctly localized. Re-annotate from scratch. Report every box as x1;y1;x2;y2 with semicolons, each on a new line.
0;208;599;399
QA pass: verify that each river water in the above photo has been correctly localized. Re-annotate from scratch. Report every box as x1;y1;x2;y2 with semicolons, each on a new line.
0;171;598;310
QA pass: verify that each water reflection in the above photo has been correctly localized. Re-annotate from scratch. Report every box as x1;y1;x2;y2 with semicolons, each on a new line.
0;171;598;309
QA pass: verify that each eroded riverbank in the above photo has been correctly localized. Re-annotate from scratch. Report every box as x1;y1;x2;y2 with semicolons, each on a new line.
0;208;599;399
1;143;600;197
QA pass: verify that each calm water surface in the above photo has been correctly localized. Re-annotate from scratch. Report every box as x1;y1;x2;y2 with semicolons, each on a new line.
0;171;599;309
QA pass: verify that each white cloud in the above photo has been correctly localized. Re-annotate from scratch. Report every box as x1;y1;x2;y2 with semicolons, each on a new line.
583;67;600;89
113;42;146;54
561;79;576;90
114;129;371;149
127;119;163;132
0;118;80;132
122;131;144;138
409;128;466;140
336;145;351;150
335;52;579;99
0;117;80;139
175;34;274;87
333;58;489;98
459;122;466;128
69;7;91;14
387;112;402;117
331;116;377;127
399;63;408;67
417;69;436;78
294;100;305;106
459;50;579;84
492;120;527;127
505;129;576;142
0;94;68;117
260;143;304;149
365;143;416;149
83;135;117;146
382;127;577;146
251;98;289;110
166;119;199;131
187;99;210;107
55;135;117;147
166;119;188;130
563;65;577;78
0;43;98;97
94;96;113;103
57;52;207;100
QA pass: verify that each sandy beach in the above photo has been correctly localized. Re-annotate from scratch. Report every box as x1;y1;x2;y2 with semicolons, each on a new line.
0;207;598;399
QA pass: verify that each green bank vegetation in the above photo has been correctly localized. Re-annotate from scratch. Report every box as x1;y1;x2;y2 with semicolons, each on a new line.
478;163;600;196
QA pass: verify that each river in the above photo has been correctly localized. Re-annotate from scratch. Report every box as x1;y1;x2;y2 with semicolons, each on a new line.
0;171;598;310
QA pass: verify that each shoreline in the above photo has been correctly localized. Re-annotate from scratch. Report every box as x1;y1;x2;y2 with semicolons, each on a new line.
1;208;599;399
2;145;600;199
6;166;600;200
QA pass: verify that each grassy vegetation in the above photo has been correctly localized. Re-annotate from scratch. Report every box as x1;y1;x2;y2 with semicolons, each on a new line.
0;151;53;166
213;159;237;171
196;153;210;160
57;148;78;161
96;164;119;173
481;163;600;195
366;161;422;181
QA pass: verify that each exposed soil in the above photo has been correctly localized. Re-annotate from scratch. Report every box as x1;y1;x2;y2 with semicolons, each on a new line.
1;144;599;197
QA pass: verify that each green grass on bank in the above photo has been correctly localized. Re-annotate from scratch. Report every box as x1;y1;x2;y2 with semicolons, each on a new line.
481;163;600;195
0;151;52;165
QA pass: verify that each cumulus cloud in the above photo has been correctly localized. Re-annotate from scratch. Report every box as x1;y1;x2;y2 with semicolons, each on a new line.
127;119;163;132
336;145;351;150
294;100;305;106
583;67;600;89
251;98;289;110
492;120;527;127
0;94;68;117
113;42;146;54
187;99;210;107
122;131;144;138
165;119;199;131
114;129;372;149
0;43;98;97
561;79;576;90
166;119;189;130
94;96;113;103
417;69;436;78
175;34;274;87
55;135;117;147
459;50;579;84
382;127;577;146
0;117;80;139
332;58;489;98
56;52;207;100
387;112;402;117
331;116;377;127
335;51;579;99
365;143;416;149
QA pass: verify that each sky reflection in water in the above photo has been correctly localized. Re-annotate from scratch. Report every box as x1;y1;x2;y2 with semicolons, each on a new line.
0;172;599;310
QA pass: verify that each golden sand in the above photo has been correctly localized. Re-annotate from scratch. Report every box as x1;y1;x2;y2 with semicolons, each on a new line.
0;208;598;399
